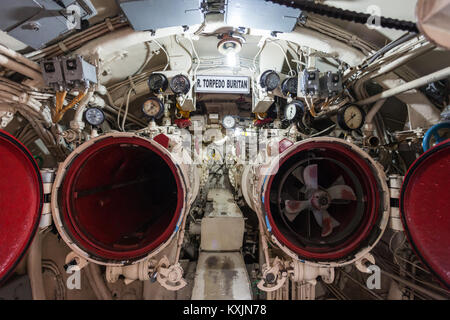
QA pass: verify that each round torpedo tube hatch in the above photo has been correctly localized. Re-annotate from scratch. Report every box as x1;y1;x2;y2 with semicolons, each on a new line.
0;129;43;283
242;137;390;265
51;133;197;265
400;139;450;289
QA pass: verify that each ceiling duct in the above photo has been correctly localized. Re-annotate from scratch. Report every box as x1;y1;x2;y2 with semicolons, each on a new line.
0;0;97;49
225;0;301;33
118;0;204;31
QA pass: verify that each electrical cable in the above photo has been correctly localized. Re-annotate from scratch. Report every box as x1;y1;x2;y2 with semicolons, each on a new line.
267;0;419;32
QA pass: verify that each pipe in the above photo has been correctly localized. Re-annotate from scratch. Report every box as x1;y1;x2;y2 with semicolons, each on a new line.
357;67;450;106
380;269;447;300
0;86;42;111
0;44;41;72
339;270;384;300
0;54;44;85
353;42;435;100
27;233;46;300
363;33;418;67
85;264;112;300
71;90;95;130
365;99;387;125
371;43;435;79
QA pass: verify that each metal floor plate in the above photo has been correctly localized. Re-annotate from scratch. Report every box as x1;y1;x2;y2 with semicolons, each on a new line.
192;252;252;300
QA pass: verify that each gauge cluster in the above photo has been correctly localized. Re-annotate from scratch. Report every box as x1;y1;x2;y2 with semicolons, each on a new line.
142;70;358;137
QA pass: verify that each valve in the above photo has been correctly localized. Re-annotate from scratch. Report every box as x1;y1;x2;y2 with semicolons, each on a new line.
156;256;187;291
256;257;288;292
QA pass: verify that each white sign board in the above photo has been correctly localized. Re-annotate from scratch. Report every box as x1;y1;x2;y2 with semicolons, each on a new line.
195;75;250;94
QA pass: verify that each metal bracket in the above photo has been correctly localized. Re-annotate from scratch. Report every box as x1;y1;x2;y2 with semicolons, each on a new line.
355;253;376;274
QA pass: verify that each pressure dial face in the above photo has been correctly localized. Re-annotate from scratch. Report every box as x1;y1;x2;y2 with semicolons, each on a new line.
84;107;105;126
338;105;365;130
284;101;304;121
142;97;164;119
148;73;168;93
260;70;280;91
222;115;236;129
281;77;298;96
170;74;191;95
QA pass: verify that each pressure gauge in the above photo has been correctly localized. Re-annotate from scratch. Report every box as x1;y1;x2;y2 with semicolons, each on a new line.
170;74;191;95
260;70;280;91
337;104;366;131
142;97;164;119
284;101;304;122
84;107;105;126
148;73;168;93
281;77;298;96
222;115;236;129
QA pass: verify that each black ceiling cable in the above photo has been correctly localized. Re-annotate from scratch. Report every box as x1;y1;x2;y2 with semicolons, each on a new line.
266;0;419;33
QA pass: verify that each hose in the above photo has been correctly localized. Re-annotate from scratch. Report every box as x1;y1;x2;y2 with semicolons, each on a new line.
53;90;87;123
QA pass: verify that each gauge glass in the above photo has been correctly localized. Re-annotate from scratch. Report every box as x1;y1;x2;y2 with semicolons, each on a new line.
222;115;236;129
284;104;298;121
265;73;280;91
85;108;105;126
260;70;280;91
170;75;190;94
282;77;298;96
343;105;364;130
143;98;163;117
148;73;168;93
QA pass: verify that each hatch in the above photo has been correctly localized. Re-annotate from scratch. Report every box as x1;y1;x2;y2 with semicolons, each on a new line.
400;140;450;289
0;130;43;283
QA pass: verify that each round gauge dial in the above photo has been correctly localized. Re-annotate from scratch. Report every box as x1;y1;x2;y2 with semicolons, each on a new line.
142;97;164;119
337;105;365;130
222;115;236;129
170;74;191;95
260;70;280;91
284;101;304;122
84;107;105;126
148;73;168;93
281;77;298;96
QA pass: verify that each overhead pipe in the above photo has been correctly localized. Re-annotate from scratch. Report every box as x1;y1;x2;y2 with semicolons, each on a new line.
0;44;41;73
0;54;44;86
357;67;450;106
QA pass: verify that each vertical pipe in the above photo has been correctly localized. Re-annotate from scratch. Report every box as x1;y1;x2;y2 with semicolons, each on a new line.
27;233;46;300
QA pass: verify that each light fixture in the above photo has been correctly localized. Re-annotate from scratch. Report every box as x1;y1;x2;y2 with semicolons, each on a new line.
217;33;244;68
